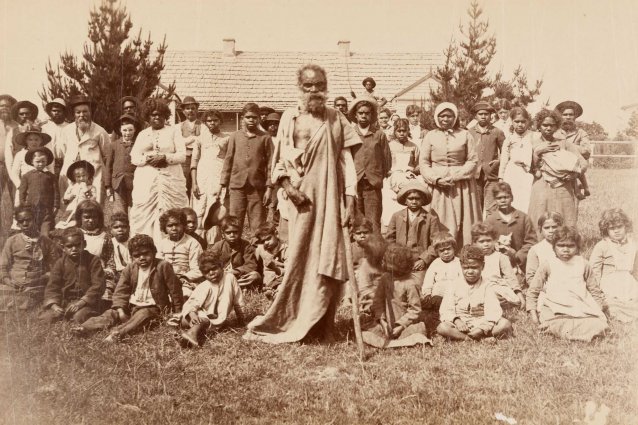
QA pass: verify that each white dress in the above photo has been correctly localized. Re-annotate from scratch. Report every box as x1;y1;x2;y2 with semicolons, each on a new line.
499;131;533;213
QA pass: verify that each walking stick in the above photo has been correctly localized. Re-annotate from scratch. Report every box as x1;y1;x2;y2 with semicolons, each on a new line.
342;224;365;361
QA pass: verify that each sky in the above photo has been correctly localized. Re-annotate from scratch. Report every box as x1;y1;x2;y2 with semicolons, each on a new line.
1;0;637;134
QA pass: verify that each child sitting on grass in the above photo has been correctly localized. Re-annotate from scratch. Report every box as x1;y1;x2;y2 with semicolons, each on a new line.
0;204;61;311
437;245;513;341
74;234;184;341
525;211;563;285
179;250;246;348
421;231;462;336
589;208;638;323
75;200;116;308
362;244;431;348
254;223;288;300
56;160;97;229
527;226;609;342
39;227;105;324
472;222;525;308
183;207;207;250
385;180;443;279
484;182;537;273
206;216;261;290
157;208;204;298
109;212;131;285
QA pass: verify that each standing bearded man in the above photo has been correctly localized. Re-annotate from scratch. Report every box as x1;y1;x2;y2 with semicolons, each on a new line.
56;95;110;203
244;64;360;344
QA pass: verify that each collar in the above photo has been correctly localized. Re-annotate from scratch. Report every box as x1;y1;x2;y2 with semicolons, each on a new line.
472;124;493;135
608;236;628;246
82;228;103;236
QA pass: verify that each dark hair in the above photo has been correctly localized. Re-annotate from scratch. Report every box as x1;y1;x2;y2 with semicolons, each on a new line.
75;200;104;230
352;215;373;233
242;102;260;116
534;108;562;129
182;207;197;219
202;109;223;122
509;106;531;122
360;233;387;266
13;203;34;220
432;231;457;252
198;249;225;272
493;98;512;111
220;216;241;232
159;208;187;233
537;211;564;229
405;104;422;116
333;96;347;106
459;244;485;265
552;226;582;251
348;100;377;124
471;223;497;242
63;227;85;244
128;234;157;256
491;181;513;198
378;107;392;118
255;222;278;241
142;98;171;121
383;243;414;277
393;118;411;138
297;64;327;87
110;211;129;226
599;208;632;236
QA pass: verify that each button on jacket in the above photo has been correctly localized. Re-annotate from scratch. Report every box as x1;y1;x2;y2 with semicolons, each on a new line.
468;125;505;181
351;127;392;188
220;129;272;189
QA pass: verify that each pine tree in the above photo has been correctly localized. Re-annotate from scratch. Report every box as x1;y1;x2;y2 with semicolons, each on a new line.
39;0;175;132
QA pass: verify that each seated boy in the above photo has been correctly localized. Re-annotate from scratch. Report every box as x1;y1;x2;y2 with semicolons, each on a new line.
74;234;184;340
39;228;105;324
206;216;261;289
437;245;513;341
472;223;525;308
109;211;131;285
0;204;61;311
157;208;204;297
179;250;246;348
183;207;207;250
254;223;288;300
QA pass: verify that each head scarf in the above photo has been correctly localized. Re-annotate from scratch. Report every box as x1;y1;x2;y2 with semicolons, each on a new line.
433;102;458;129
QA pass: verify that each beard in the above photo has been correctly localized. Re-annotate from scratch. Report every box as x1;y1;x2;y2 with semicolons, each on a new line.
300;92;327;114
561;120;575;131
76;117;91;132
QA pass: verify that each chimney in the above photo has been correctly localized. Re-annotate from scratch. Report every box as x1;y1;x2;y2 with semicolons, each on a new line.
223;38;236;57
338;40;350;57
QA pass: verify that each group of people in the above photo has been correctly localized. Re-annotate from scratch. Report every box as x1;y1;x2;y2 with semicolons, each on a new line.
0;63;636;350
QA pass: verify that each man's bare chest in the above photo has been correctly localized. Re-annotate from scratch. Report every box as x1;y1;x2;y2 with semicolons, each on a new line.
293;114;324;150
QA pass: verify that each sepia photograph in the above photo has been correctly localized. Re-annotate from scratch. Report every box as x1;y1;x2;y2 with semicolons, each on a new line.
0;0;637;423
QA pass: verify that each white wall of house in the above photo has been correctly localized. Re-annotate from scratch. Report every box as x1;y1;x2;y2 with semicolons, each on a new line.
389;77;441;117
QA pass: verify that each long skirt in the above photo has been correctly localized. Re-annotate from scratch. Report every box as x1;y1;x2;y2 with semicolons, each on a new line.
428;178;482;246
528;178;577;231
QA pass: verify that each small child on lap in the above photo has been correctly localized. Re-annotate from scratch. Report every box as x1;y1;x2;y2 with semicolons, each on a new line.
437;245;513;341
179;250;246;348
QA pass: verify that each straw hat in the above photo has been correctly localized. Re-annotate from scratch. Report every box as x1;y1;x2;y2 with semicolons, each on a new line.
396;180;432;206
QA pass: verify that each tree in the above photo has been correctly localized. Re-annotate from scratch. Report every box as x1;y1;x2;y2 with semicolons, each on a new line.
624;110;638;140
427;0;542;126
39;0;175;132
576;121;608;141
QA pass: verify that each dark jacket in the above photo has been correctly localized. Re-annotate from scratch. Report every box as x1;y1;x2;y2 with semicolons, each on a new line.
351;127;392;188
484;208;537;268
43;251;105;307
468;125;505;181
385;207;446;264
103;138;135;190
220;129;272;189
206;239;258;276
19;169;59;209
112;258;183;313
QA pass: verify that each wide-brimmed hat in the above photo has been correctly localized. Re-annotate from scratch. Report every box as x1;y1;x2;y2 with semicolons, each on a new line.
555;100;583;118
45;98;66;117
25;146;54;167
348;94;378;119
471;101;495;114
11;100;39;122
396;180;432;206
263;112;281;125
66;160;96;182
0;94;17;106
66;95;97;115
15;127;52;147
179;96;199;108
203;198;227;230
112;113;142;136
362;77;376;89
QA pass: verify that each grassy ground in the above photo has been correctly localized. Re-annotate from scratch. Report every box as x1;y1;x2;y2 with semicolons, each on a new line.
1;168;638;425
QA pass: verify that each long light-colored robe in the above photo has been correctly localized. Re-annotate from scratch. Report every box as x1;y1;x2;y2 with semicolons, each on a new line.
244;106;359;343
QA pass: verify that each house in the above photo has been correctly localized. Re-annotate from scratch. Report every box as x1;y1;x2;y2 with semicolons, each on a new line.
161;39;442;132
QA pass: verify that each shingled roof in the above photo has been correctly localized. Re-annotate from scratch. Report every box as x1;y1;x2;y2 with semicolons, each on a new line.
161;41;442;112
